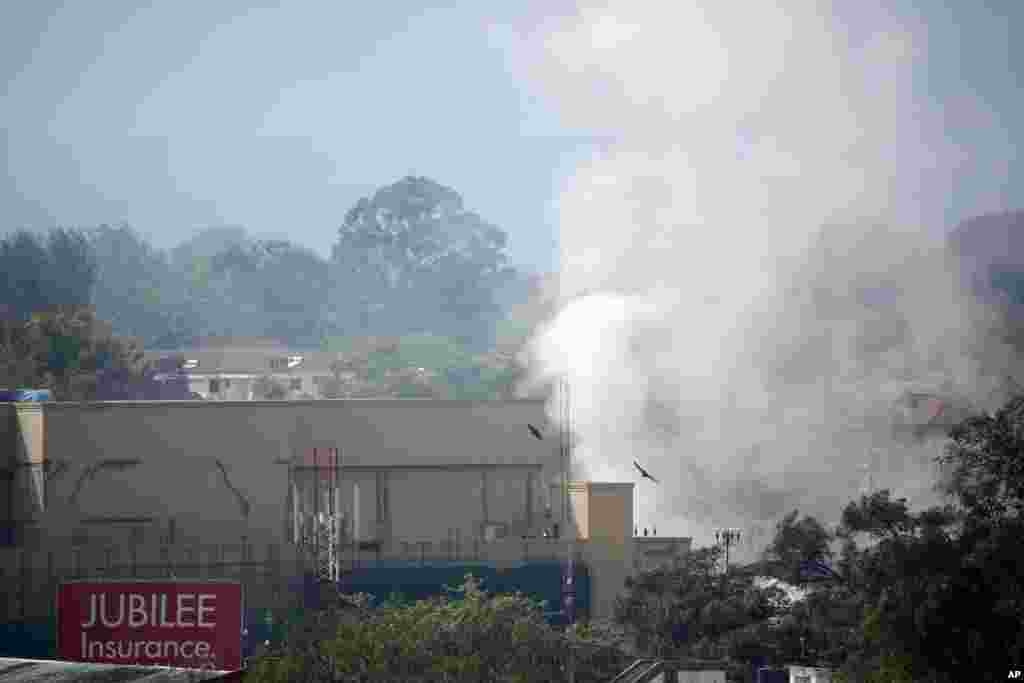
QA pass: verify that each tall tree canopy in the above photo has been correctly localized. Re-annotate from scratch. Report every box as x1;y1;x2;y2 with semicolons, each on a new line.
0;229;95;320
331;177;520;348
761;510;834;584
87;224;198;349
208;239;333;347
2;179;539;395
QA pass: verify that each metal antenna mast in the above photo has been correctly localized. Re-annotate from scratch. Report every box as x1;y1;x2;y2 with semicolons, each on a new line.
304;447;343;584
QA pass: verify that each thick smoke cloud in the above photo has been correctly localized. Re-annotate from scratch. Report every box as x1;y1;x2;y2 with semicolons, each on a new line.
505;2;1020;551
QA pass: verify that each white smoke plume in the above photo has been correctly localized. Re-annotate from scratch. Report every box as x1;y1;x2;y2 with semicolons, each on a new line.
502;2;1020;551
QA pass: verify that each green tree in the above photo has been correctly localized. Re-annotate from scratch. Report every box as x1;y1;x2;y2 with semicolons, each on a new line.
615;546;791;667
0;305;147;400
87;224;198;349
317;334;525;399
330;177;520;348
762;510;833;584
248;576;629;682
0;228;96;320
209;240;333;347
697;394;1024;681
941;394;1024;520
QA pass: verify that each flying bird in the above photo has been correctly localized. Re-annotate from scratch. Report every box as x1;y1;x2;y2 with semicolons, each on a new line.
634;460;658;483
528;424;544;441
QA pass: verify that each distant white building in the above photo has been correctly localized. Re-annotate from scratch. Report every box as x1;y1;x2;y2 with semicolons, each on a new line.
788;665;833;683
147;338;340;400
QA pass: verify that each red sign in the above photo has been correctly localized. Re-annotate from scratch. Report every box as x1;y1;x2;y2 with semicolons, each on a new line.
303;447;340;481
57;580;243;671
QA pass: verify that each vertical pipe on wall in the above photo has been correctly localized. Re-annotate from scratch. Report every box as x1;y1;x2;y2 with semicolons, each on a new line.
312;447;320;574
335;447;343;581
379;470;391;551
292;479;300;546
480;470;489;533
352;481;361;543
285;463;293;544
375;470;384;543
525;471;533;532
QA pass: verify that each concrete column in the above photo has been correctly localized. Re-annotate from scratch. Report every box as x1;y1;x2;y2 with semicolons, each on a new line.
6;405;46;519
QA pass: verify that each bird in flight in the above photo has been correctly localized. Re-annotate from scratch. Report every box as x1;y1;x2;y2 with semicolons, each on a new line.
528;424;544;441
634;460;658;483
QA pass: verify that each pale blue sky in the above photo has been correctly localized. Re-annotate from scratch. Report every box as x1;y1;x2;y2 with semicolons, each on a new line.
2;1;1021;272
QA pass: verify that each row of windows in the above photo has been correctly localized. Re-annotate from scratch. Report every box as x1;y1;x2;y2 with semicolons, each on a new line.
207;377;303;393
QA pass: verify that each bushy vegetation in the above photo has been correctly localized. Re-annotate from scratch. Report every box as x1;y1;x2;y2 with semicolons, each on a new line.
247;576;630;683
613;394;1024;681
251;386;1024;682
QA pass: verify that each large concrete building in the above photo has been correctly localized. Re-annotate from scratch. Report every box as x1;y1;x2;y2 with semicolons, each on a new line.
5;400;562;549
2;399;682;643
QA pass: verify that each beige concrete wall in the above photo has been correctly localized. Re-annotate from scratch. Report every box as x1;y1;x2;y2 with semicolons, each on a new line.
569;482;590;538
576;483;634;620
27;400;554;550
542;482;636;619
1;405;46;525
588;484;632;546
1;401;659;620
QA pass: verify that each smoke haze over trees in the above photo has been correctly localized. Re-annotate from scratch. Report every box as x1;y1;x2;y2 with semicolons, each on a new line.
77;177;532;353
2;177;543;399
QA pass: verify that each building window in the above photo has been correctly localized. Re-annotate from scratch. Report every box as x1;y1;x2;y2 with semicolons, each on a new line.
290;378;302;391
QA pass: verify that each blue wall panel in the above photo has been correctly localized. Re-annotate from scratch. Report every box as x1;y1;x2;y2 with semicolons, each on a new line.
0;620;56;659
335;560;590;623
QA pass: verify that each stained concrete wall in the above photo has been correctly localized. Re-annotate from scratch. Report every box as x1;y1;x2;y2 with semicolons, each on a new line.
12;400;556;551
1;405;45;535
2;400;658;620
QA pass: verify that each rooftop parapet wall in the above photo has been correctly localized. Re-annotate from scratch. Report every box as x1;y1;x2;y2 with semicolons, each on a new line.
3;400;556;550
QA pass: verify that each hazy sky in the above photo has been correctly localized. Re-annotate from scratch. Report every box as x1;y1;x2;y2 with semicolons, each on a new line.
2;1;1022;273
